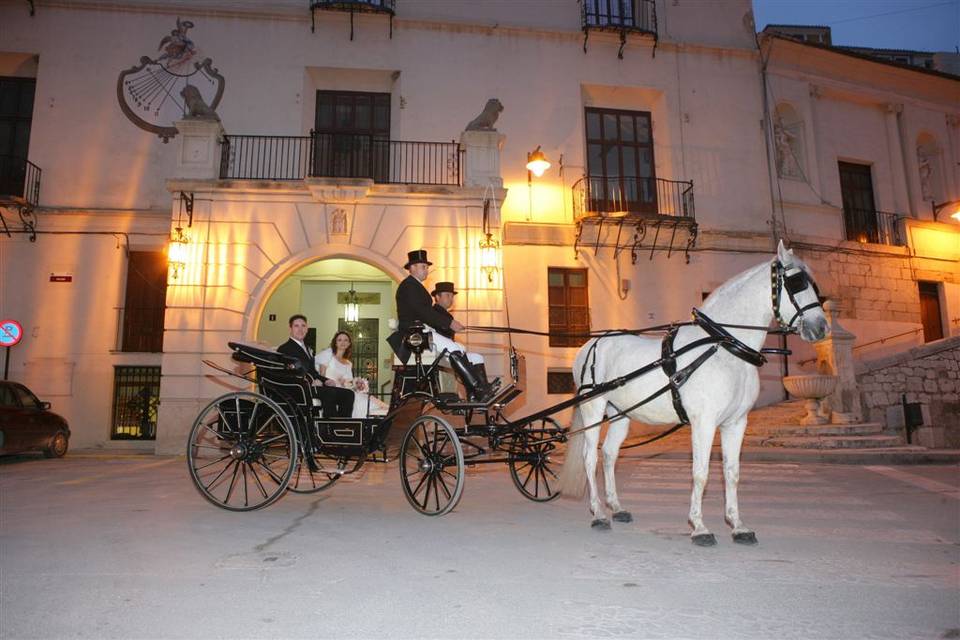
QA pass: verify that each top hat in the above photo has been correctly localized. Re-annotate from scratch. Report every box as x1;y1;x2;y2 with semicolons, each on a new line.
404;249;433;270
431;281;457;297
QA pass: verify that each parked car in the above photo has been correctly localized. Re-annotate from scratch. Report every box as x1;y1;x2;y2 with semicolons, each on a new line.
0;381;70;458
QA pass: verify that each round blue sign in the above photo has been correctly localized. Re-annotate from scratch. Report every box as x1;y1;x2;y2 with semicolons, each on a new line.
0;320;23;347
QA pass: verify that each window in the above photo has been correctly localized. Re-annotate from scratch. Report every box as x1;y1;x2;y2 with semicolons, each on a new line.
111;366;161;440
0;76;36;197
585;107;656;214
547;369;576;394
11;384;39;409
122;251;168;352
313;90;390;181
548;267;590;348
838;161;879;243
918;281;944;343
583;0;654;32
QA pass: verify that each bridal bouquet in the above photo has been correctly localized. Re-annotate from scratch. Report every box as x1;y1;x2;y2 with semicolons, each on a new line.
347;377;370;393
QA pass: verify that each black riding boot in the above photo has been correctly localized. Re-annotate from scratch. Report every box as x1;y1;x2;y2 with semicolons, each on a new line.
472;363;501;395
448;352;492;402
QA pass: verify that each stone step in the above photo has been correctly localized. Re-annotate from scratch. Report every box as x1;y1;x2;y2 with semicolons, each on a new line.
743;434;905;449
748;423;885;437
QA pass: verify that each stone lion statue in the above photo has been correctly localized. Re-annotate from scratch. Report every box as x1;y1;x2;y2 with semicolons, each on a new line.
180;84;219;120
465;98;503;131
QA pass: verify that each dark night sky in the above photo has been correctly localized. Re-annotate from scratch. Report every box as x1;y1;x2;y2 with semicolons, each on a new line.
752;0;960;52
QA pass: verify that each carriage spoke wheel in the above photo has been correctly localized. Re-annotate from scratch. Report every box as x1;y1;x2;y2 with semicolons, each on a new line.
509;418;565;502
187;392;297;511
399;415;464;516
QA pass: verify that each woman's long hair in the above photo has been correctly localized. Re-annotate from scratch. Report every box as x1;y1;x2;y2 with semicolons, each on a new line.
329;330;353;360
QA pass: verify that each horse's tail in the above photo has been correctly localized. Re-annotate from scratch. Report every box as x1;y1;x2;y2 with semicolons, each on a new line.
558;408;587;499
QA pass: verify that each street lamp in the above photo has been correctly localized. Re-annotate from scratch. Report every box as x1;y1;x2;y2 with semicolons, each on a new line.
167;226;189;280
932;199;960;222
525;145;550;221
479;198;499;283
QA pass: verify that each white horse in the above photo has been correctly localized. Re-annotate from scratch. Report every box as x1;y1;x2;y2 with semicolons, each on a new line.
558;241;828;545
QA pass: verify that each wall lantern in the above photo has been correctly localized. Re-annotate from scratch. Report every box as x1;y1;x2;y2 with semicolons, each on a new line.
167;191;194;280
168;226;189;280
932;199;960;222
344;284;360;323
479;198;500;283
526;145;551;178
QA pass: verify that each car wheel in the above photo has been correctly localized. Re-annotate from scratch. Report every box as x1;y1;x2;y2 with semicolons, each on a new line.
44;432;69;458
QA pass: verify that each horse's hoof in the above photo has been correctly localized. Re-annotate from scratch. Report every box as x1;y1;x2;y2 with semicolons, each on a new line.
612;511;633;523
691;533;717;547
733;531;758;545
591;518;612;531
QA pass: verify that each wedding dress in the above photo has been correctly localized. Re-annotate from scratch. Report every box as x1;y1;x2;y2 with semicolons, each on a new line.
315;348;388;417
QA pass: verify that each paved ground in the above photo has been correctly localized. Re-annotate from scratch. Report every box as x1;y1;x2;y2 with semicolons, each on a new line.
1;452;958;639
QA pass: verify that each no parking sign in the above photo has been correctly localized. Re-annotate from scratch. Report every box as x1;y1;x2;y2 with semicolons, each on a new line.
1;319;22;380
0;319;23;347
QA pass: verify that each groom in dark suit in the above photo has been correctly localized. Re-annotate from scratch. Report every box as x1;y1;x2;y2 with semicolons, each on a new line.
277;314;354;418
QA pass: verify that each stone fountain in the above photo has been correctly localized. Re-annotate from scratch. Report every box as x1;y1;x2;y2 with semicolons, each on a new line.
782;374;839;425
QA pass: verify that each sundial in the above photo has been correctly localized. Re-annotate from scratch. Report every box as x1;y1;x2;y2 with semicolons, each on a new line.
117;18;225;142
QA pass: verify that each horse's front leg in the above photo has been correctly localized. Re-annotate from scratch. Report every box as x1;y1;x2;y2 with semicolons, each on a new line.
720;416;758;545
601;413;632;523
689;417;719;546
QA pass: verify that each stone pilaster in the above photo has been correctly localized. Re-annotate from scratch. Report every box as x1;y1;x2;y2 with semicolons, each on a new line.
174;118;225;180
460;130;505;189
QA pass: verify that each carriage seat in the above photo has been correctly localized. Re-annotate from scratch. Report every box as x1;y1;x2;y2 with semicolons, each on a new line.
227;341;321;414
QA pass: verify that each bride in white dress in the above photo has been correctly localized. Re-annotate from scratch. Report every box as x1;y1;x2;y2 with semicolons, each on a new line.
315;331;389;417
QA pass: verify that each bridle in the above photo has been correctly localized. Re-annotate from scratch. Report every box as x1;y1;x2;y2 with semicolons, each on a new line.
771;259;823;331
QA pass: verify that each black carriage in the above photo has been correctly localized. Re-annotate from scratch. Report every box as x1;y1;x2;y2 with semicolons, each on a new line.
186;323;566;515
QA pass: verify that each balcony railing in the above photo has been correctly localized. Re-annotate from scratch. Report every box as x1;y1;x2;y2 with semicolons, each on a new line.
581;0;657;36
219;133;462;186
310;1;395;36
572;175;695;221
0;155;41;207
843;208;905;247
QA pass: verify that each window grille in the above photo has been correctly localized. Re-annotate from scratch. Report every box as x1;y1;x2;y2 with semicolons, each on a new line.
111;366;161;440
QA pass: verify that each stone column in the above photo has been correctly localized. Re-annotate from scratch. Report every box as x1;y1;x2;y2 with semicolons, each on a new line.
174;118;225;180
460;129;505;189
814;300;863;424
883;103;911;216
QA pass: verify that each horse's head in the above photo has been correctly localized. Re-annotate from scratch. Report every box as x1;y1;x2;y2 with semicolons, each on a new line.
774;241;829;342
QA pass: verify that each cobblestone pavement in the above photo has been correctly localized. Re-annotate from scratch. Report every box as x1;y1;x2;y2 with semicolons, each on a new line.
1;454;957;639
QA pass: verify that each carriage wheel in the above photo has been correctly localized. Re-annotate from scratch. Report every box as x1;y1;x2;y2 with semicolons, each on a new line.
399;415;464;516
186;392;297;511
287;451;341;494
509;418;565;502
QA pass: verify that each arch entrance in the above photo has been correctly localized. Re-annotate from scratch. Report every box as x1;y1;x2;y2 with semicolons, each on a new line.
257;258;397;391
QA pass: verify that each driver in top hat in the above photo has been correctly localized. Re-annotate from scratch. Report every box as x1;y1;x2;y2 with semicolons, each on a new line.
389;249;497;402
431;281;458;340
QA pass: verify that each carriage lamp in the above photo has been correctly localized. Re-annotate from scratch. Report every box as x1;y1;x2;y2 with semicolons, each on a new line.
932;199;960;222
167;226;189;280
344;284;360;324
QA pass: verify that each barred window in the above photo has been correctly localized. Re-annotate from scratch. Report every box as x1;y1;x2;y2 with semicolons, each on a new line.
111;366;161;440
122;251;167;352
548;267;590;348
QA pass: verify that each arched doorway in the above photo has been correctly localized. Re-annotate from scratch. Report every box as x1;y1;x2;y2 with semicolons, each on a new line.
257;258;397;393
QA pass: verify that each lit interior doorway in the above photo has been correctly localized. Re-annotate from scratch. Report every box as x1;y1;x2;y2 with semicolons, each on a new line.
257;258;397;395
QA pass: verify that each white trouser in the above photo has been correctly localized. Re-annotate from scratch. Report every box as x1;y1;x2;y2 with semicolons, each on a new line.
425;325;484;365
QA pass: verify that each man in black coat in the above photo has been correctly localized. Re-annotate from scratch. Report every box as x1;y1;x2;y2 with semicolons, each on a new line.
277;314;354;418
431;281;457;340
389;250;496;402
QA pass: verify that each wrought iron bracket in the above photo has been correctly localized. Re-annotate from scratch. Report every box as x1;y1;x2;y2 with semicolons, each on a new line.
18;205;36;242
180;191;194;228
574;215;697;264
